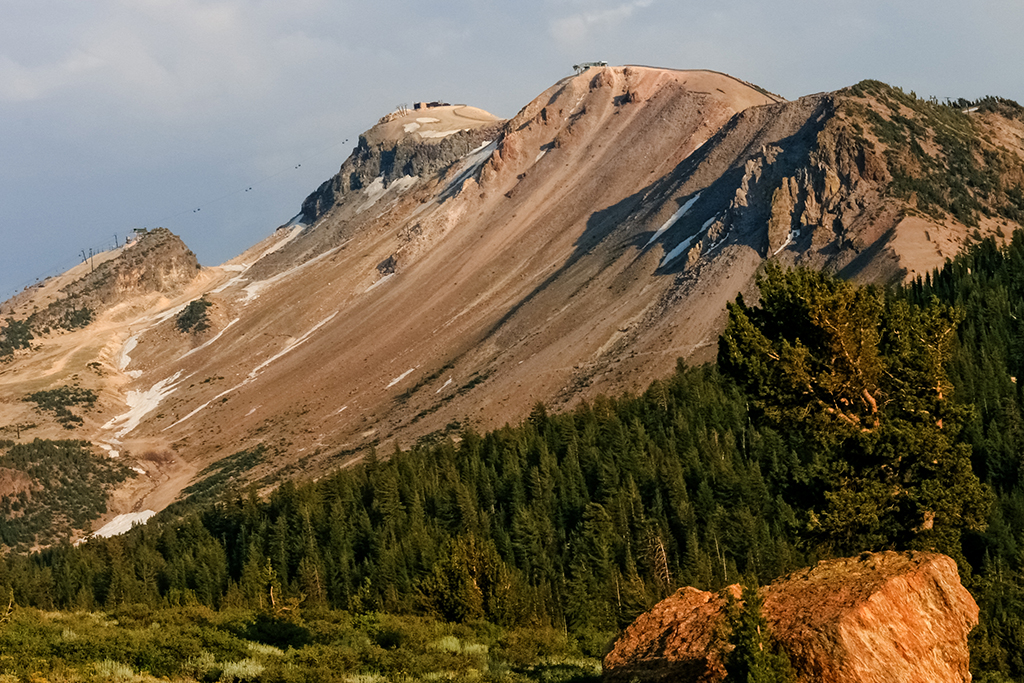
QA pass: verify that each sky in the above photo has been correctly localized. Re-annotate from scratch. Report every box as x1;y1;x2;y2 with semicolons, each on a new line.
2;0;1023;300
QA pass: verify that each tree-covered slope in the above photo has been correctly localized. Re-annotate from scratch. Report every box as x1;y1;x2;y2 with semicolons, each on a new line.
3;231;1024;680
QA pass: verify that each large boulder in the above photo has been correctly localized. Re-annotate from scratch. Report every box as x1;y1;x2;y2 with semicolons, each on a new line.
604;551;978;683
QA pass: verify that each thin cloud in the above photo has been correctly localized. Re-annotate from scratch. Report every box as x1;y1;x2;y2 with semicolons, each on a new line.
0;49;104;103
549;0;655;49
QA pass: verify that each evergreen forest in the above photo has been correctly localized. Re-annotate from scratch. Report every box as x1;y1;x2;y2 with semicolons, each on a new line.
3;232;1024;681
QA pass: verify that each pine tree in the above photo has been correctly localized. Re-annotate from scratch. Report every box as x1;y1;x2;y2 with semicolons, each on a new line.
725;584;795;683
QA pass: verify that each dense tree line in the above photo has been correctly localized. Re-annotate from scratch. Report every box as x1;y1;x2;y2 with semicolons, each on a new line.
2;364;803;652
1;231;1024;678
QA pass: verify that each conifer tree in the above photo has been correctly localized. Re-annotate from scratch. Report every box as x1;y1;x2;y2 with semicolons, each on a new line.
725;583;795;683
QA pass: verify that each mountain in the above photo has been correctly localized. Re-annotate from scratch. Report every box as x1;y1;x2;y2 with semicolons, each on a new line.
2;66;1022;546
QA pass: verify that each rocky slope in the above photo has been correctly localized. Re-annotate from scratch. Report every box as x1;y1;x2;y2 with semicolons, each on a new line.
603;551;979;683
1;66;1022;544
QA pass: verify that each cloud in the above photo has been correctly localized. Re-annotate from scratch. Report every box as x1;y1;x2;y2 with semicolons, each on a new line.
0;49;104;103
549;0;654;49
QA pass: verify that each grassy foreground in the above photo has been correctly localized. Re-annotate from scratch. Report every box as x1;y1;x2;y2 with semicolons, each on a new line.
0;603;602;683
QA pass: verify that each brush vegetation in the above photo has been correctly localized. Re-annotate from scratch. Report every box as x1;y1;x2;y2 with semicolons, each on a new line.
845;81;1024;226
0;439;133;552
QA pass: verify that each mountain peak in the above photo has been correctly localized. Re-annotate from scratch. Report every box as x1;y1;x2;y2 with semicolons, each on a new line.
3;67;1022;547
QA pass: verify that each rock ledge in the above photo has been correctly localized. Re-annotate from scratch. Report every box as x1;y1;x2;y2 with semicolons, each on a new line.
604;551;978;683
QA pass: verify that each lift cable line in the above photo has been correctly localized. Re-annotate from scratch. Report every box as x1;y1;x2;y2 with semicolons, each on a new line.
2;133;356;302
143;135;353;228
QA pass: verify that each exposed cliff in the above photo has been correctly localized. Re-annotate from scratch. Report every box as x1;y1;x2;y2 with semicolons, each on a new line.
26;228;201;330
604;551;978;683
299;105;503;223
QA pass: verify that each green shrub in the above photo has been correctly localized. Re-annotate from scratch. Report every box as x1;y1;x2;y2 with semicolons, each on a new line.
177;298;213;333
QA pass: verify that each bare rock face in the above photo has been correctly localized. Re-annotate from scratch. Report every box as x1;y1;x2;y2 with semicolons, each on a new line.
28;227;201;329
604;551;978;683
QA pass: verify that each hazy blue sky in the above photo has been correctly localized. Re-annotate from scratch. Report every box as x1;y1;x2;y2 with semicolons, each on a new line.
2;0;1022;299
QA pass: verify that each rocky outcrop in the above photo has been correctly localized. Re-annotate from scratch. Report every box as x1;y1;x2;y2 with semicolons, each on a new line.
300;123;502;222
604;551;978;683
30;228;200;329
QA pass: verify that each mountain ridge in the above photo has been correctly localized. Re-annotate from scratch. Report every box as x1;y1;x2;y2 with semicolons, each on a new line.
1;65;1022;546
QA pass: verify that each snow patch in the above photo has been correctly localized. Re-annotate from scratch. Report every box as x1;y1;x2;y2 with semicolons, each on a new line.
179;318;239;360
436;377;453;393
416;117;440;124
366;273;394;293
103;371;186;438
645;193;701;248
359;176;387;210
165;313;338;431
660;212;722;267
248;313;338;379
467;140;494;156
98;443;120;459
404;122;421;133
442;140;497;197
93;511;156;539
389;175;418;194
118;335;139;371
261;223;305;257
242;245;339;304
131;466;146;475
386;368;416;389
772;229;800;256
357;175;417;214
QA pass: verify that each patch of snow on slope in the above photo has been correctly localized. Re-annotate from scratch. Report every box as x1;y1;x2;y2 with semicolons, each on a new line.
247;313;338;379
436;377;453;393
250;222;306;264
179;318;239;360
358;176;387;213
210;273;247;294
441;140;497;198
387;368;416;388
389;175;418;194
645;193;701;248
165;313;339;431
773;229;800;256
467;140;494;156
356;175;418;214
242;245;340;304
103;371;186;438
118;336;139;371
365;273;394;293
659;213;722;268
416;117;440;124
404;122;421;133
98;443;120;458
93;511;156;538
